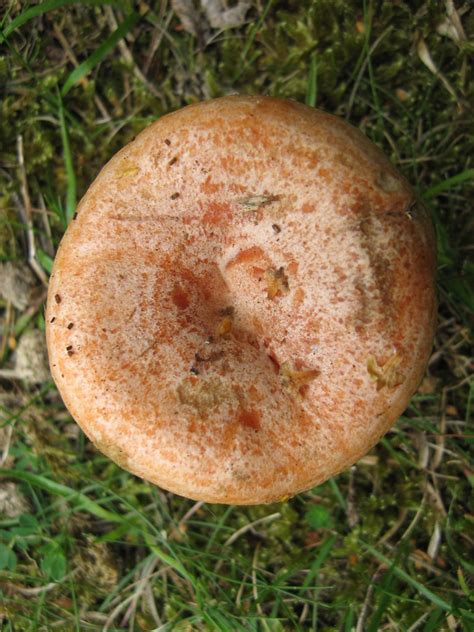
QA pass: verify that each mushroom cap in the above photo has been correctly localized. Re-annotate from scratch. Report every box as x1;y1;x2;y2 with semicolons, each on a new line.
46;96;436;504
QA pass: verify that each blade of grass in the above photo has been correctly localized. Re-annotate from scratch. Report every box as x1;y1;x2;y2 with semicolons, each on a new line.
366;567;398;632
302;535;337;590
306;52;318;107
61;11;141;97
343;606;354;631
364;544;452;612
328;478;347;510
423;608;444;632
236;0;274;79
422;169;474;199
147;541;198;589
37;249;53;274
0;0;112;43
0;469;122;523
57;94;76;225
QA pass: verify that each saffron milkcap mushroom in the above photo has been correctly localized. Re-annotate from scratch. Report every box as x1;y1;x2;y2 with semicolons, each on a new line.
46;96;436;504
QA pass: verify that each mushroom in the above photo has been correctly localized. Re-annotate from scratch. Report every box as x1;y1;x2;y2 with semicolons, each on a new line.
46;96;436;504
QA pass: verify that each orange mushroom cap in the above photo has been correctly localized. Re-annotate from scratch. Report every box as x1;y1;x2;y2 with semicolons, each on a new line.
46;96;436;504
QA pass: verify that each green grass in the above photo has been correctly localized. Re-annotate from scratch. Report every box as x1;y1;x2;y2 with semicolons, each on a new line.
0;0;473;630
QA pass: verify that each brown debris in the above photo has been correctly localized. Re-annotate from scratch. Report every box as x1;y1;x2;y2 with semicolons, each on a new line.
238;194;279;210
172;0;250;37
0;482;30;518
195;350;224;363
0;262;38;311
216;306;235;336
266;267;289;299
116;161;139;178
177;376;232;414
202;0;251;29
280;361;320;390
0;329;50;383
367;353;405;390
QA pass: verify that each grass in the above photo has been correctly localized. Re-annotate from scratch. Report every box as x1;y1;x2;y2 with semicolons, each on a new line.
0;0;473;630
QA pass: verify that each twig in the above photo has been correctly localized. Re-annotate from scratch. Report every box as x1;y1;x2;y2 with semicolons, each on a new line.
53;23;111;122
431;388;447;471
37;195;55;257
399;491;427;541
418;432;430;469
427;521;442;560
0;424;13;466
347;27;393;118
13;580;59;596
377;508;409;546
16;136;49;287
417;35;462;107
251;543;266;623
355;565;385;632
143;9;173;75
144;582;161;627
0;301;13;360
298;601;309;624
426;480;447;518
104;6;165;105
179;500;204;527
169;500;204;540
235;574;247;608
347;466;359;528
224;512;281;546
407;611;431;632
103;593;135;632
122;556;159;630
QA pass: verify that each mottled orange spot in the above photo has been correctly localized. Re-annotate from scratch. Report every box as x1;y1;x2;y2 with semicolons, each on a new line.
248;385;262;402
226;246;265;269
238;409;261;431
302;202;315;213
229;183;247;194
202;201;231;225
293;287;305;308
287;261;298;275
252;315;264;334
161;450;178;462
222;422;238;445
171;285;189;310
201;176;221;194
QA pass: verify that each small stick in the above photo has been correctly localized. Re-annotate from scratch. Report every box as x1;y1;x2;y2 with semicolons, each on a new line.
346;466;359;528
0;424;13;466
143;11;173;75
224;512;281;546
37;195;55;257
105;6;166;106
53;24;111;122
355;565;385;632
16;137;49;287
0;301;13;360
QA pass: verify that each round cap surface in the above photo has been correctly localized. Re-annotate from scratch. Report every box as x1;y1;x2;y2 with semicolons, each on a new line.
46;96;436;504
